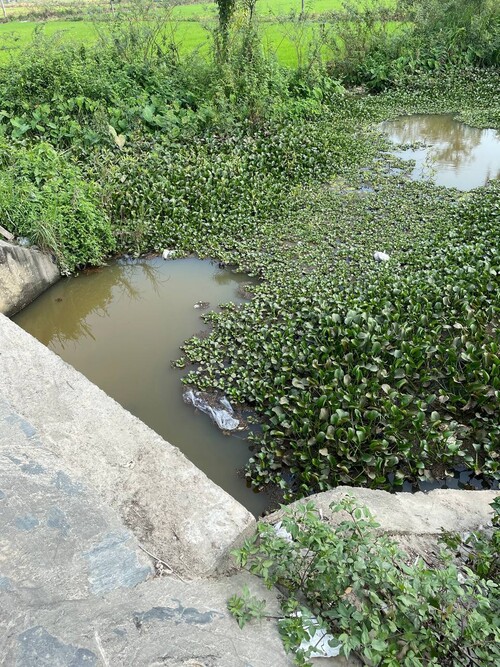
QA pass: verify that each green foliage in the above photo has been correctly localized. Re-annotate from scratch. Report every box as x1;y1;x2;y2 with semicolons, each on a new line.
0;25;209;149
181;72;500;496
327;0;500;90
227;584;268;628
97;98;357;255
0;140;114;272
441;497;500;582
216;0;238;34
231;496;500;666
0;8;497;493
327;0;398;88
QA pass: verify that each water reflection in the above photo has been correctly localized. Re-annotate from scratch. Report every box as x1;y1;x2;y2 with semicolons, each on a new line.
30;262;169;349
380;114;500;190
14;257;270;516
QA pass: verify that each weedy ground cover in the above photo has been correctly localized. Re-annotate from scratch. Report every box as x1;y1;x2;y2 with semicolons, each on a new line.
229;496;500;665
0;1;498;496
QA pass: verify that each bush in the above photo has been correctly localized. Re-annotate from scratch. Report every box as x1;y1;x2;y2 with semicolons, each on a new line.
0;141;114;272
328;0;500;90
230;495;500;666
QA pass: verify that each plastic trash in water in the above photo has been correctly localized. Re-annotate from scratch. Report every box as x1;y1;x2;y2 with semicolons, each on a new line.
373;251;390;262
183;389;240;431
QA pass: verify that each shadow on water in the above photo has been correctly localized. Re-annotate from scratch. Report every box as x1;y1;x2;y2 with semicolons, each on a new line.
14;257;271;517
380;114;500;190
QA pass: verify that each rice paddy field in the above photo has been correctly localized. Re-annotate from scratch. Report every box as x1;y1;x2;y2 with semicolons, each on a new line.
0;0;397;65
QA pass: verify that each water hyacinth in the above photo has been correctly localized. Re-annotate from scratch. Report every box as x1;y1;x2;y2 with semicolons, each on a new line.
178;72;500;499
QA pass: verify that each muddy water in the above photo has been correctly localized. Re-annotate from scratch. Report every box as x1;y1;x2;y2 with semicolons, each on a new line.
381;114;500;190
14;257;271;516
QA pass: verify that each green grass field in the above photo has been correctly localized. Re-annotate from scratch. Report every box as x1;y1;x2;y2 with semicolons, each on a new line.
0;1;398;66
0;18;334;65
2;0;387;21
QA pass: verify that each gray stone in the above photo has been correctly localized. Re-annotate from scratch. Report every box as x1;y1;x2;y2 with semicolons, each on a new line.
16;627;97;667
0;575;13;591
83;532;153;595
0;315;255;579
0;397;153;604
15;514;40;531
0;240;59;316
2;573;294;667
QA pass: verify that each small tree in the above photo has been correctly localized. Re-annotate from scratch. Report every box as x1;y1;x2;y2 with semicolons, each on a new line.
215;0;238;56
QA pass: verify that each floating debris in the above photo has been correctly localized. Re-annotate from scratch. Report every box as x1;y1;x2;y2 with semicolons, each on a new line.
374;251;390;262
183;389;240;431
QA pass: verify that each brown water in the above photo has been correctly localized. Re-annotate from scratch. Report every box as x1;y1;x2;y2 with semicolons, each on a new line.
381;114;500;190
14;257;270;516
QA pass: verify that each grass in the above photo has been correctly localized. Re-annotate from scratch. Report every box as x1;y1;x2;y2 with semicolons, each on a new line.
0;18;402;67
0;0;399;65
0;18;338;65
1;0;396;22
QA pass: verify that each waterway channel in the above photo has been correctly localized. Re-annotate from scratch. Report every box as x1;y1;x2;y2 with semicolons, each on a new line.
14;256;271;516
381;114;500;190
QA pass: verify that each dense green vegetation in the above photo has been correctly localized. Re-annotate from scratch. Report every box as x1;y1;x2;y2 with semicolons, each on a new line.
0;0;397;67
230;495;500;666
0;0;499;498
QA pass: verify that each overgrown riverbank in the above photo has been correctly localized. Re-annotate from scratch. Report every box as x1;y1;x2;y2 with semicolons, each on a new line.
181;70;500;497
0;1;499;499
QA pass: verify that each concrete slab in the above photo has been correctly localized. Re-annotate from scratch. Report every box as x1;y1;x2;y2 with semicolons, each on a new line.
0;241;59;316
0;393;358;667
0;314;255;579
0;394;294;666
266;486;498;535
1;573;293;667
0;397;153;606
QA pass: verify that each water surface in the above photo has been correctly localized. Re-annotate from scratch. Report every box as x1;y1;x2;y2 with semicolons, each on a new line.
381;114;500;190
14;257;270;516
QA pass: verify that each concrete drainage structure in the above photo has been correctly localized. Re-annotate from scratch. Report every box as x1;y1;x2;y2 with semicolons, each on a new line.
0;314;255;580
0;313;295;666
0;240;60;316
0;251;498;666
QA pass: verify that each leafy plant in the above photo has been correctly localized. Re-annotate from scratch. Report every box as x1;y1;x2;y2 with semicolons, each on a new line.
0;140;114;272
227;584;268;628
441;496;500;582
231;496;500;666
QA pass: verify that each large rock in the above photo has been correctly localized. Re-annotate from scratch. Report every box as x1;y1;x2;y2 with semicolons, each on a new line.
0;314;255;579
1;572;294;667
0;240;60;316
265;486;498;562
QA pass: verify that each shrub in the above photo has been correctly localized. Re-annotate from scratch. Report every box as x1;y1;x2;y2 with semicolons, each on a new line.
230;495;500;666
0;141;114;272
